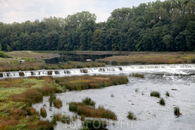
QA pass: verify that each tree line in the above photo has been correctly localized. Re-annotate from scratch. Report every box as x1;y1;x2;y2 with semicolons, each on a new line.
0;0;195;52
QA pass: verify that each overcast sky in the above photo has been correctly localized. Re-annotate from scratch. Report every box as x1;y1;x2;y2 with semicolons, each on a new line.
0;0;162;24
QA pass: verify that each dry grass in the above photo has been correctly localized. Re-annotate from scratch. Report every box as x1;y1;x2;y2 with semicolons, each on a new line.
96;53;195;64
55;75;128;91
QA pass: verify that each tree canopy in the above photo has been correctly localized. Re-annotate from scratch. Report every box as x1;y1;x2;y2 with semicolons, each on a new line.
0;0;195;51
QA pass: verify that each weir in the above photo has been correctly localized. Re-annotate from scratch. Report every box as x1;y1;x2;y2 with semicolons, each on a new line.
1;64;195;79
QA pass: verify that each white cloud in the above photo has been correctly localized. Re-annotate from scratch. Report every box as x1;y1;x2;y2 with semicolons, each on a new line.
0;0;164;23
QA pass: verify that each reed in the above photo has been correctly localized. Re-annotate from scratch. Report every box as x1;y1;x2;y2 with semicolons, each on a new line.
82;97;96;106
174;107;181;117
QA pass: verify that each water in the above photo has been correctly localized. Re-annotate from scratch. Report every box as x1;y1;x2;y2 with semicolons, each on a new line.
31;64;195;130
44;54;113;64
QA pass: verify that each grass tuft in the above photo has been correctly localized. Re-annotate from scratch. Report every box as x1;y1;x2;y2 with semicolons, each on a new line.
174;107;181;117
150;91;160;98
130;73;145;78
82;97;95;106
53;99;63;108
166;91;170;97
159;98;165;106
40;107;47;118
127;111;136;120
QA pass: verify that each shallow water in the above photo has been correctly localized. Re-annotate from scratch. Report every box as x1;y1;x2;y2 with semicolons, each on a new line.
33;67;195;130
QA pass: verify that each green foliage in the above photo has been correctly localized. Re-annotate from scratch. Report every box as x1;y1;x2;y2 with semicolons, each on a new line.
150;91;160;98
0;0;194;52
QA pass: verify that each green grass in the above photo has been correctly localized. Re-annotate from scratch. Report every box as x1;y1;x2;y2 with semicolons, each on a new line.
150;91;160;98
0;51;12;58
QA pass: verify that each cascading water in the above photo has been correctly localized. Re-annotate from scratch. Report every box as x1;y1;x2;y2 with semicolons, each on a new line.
1;64;195;79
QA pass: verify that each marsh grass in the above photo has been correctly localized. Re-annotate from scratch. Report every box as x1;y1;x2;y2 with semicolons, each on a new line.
82;97;95;106
0;61;105;72
127;111;136;120
69;102;117;120
55;75;128;91
130;73;145;78
40;108;47;118
53;99;63;108
61;115;71;124
150;91;160;98
96;53;195;65
159;98;165;106
83;119;107;130
0;77;61;129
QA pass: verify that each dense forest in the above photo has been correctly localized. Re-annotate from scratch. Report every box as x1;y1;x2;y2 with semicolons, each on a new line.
0;0;195;52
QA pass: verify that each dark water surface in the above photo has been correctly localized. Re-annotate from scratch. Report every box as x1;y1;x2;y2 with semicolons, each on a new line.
44;53;113;64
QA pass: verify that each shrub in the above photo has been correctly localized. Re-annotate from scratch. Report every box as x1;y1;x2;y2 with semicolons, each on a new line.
40;108;47;118
166;91;170;97
82;97;95;106
150;91;160;98
53;99;63;108
159;98;165;106
127;111;136;120
83;119;107;130
174;107;181;117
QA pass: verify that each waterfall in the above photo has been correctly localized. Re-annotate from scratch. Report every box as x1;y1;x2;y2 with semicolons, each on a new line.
0;64;195;79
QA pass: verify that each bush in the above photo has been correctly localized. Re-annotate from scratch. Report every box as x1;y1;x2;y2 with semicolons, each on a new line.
159;98;165;106
150;91;160;98
174;107;181;117
40;108;47;118
83;119;107;130
53;99;63;108
166;91;170;97
127;111;136;120
82;97;95;106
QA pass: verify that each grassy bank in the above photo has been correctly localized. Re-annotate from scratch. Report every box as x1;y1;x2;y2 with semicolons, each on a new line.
0;61;105;72
0;51;59;67
96;53;195;65
55;75;128;91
